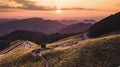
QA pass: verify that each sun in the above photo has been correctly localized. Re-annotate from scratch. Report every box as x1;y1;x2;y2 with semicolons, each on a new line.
56;9;62;14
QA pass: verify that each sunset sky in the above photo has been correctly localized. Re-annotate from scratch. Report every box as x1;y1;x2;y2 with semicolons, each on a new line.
0;0;120;20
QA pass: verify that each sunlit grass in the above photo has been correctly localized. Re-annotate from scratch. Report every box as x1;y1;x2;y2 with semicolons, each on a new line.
0;34;120;67
0;41;40;66
47;34;83;48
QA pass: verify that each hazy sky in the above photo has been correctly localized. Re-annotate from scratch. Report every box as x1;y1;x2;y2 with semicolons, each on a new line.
0;0;120;20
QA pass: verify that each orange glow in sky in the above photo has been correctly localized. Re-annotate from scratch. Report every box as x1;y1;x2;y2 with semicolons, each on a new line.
0;0;120;20
56;9;62;14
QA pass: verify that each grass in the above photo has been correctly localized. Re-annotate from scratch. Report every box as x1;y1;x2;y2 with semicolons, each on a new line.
0;34;120;67
0;40;24;54
0;41;40;66
47;34;83;48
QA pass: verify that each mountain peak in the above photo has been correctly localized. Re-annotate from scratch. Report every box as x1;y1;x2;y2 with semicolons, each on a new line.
82;19;96;22
88;12;120;37
23;17;44;21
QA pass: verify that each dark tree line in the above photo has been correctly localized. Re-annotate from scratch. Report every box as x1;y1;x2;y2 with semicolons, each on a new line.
0;30;76;50
88;12;120;37
0;30;46;50
43;33;76;43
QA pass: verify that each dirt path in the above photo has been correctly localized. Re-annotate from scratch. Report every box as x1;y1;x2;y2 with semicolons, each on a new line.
39;32;90;67
32;50;49;67
0;42;23;56
0;41;31;57
41;54;49;67
0;32;90;66
83;32;89;40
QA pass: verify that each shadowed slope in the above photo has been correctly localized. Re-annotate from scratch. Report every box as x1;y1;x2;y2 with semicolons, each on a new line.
88;12;120;37
0;34;120;67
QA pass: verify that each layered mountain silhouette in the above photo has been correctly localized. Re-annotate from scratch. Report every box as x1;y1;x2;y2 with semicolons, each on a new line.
0;30;47;50
0;18;66;36
60;19;96;25
60;20;79;25
0;30;76;51
81;19;96;24
59;23;93;34
0;13;120;67
0;18;18;24
88;12;120;37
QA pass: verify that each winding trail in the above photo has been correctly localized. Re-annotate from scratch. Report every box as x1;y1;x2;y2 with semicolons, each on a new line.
32;50;49;67
0;32;90;67
83;32;89;40
0;41;49;67
0;41;31;57
41;54;49;67
0;42;23;56
54;32;90;48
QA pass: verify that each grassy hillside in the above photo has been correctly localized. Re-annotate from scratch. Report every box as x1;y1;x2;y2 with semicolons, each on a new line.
0;41;40;66
0;34;120;67
47;34;83;48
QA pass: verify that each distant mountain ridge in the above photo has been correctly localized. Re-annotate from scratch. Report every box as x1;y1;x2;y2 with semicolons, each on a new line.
88;12;120;37
0;18;18;24
60;20;79;25
59;23;93;34
81;19;96;24
0;18;66;36
60;19;96;25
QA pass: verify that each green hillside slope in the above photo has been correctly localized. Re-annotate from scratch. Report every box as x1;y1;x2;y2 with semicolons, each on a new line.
0;34;120;67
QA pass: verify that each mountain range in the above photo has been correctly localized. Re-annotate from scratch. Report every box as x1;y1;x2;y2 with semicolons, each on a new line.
88;12;120;37
0;12;120;67
59;23;93;34
0;18;66;36
0;18;95;36
60;19;96;25
0;18;18;24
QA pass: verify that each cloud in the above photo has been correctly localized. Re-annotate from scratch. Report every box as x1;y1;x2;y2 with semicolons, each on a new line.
0;0;53;10
0;9;15;12
0;5;12;9
60;7;94;10
10;0;49;10
0;0;94;11
0;4;15;12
